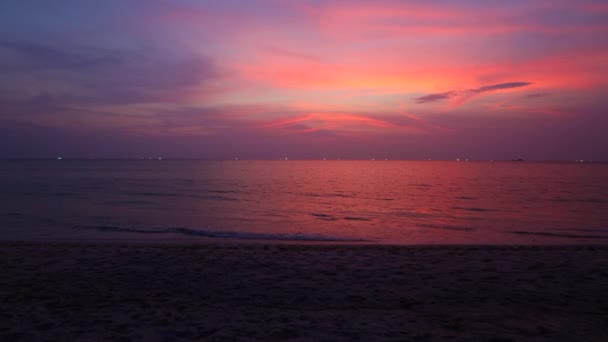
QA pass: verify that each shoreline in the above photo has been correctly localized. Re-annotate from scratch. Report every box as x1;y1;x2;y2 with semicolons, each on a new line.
2;242;608;340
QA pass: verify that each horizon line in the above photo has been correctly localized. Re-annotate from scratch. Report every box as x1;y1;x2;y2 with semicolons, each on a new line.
0;158;604;163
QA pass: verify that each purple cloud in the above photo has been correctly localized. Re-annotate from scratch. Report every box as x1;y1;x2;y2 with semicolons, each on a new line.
0;40;124;70
0;40;221;107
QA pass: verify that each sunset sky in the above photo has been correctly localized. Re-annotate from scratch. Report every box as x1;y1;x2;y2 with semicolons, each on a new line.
1;0;607;160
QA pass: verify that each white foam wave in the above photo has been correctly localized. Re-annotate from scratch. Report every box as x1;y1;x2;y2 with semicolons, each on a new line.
92;225;367;242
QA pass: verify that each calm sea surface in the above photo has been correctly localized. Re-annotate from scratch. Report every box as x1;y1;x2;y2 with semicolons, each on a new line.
1;160;607;244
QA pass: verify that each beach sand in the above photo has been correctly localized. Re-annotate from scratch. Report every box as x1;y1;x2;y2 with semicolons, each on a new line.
1;243;607;341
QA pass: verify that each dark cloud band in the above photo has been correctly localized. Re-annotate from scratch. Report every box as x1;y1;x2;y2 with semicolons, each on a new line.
416;82;532;104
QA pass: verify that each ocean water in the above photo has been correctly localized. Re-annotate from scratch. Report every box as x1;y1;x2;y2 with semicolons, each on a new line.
1;160;608;244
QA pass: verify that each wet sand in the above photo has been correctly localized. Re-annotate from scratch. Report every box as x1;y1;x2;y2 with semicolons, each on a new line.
1;242;608;341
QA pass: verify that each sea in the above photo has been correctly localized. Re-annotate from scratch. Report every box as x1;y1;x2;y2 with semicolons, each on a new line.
1;160;607;244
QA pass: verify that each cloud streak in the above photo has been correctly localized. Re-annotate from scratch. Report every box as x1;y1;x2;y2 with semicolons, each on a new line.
415;82;532;104
473;82;532;93
415;91;458;104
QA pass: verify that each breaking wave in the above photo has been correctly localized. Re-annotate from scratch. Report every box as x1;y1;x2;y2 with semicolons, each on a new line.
90;225;368;242
511;231;608;239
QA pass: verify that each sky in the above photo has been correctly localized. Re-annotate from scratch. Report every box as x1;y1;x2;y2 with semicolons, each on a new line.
1;0;607;160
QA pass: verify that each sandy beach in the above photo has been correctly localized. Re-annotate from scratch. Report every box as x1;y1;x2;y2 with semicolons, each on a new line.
1;243;607;341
